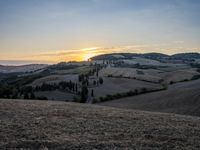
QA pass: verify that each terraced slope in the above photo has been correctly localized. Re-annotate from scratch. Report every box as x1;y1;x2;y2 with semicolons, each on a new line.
0;99;200;149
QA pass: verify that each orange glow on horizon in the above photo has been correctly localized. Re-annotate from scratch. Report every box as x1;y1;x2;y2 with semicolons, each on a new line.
0;47;104;63
1;45;199;64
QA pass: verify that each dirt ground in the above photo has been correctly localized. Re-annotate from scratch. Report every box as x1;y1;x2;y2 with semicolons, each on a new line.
0;99;200;149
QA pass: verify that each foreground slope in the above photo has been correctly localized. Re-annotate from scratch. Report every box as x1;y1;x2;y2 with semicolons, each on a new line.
1;99;200;149
100;79;200;117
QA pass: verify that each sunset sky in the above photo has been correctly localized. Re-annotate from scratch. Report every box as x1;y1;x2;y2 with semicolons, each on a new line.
0;0;200;64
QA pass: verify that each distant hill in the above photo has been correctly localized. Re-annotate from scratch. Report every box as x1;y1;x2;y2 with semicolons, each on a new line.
90;52;200;61
1;99;200;149
0;64;48;73
142;52;169;59
91;53;140;60
171;53;200;60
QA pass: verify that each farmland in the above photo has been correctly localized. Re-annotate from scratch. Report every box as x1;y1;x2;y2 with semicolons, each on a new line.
1;99;200;149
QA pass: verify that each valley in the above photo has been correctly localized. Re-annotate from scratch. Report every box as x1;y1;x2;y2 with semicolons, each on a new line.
0;52;200;105
1;52;200;149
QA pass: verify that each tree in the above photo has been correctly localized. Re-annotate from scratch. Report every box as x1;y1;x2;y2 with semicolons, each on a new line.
30;92;35;99
24;93;29;99
86;79;89;86
75;83;78;92
141;88;147;93
99;77;103;85
78;74;84;82
91;89;94;97
96;70;99;77
80;86;88;103
37;96;48;100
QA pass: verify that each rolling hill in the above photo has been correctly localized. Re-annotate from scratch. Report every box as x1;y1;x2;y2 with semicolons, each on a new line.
100;79;200;117
0;99;200;149
90;52;200;62
90;52;169;60
0;64;48;73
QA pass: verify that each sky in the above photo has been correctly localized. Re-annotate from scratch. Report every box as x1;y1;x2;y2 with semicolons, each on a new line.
0;0;200;64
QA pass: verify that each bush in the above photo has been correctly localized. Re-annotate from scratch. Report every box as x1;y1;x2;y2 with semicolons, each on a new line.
24;93;29;99
136;70;144;75
99;77;104;84
36;96;48;100
192;75;200;80
80;86;88;103
73;96;80;103
30;92;36;99
92;98;98;104
141;88;147;93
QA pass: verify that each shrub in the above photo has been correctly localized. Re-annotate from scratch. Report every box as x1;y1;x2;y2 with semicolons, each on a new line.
107;74;113;77
73;96;80;103
36;96;48;100
141;88;147;93
99;77;104;84
192;75;200;80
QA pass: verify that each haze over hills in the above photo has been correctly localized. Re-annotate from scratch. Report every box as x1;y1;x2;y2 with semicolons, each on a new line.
1;52;200;149
1;0;200;149
91;52;200;61
0;64;48;73
0;52;200;114
0;52;199;70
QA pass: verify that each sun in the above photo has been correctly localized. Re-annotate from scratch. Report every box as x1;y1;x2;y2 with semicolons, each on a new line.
81;47;100;61
82;52;96;61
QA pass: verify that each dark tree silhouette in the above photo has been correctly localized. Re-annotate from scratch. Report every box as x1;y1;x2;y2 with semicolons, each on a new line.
30;92;35;99
99;77;103;84
80;86;88;103
24;93;29;99
91;89;94;97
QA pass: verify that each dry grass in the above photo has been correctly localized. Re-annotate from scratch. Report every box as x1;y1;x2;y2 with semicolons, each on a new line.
158;68;200;84
31;74;78;86
35;90;75;101
89;77;162;98
100;79;200;117
100;67;162;83
0;99;200;149
54;66;93;75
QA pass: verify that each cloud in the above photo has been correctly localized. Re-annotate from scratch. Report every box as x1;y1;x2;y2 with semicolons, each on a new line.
173;41;184;44
1;44;199;64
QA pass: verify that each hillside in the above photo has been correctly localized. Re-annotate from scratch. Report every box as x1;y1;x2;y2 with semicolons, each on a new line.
90;52;200;61
100;79;200;117
172;53;200;60
90;52;169;60
0;64;47;73
1;99;200;149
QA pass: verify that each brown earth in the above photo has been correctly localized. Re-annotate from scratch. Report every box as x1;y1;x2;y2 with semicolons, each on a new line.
0;99;200;149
